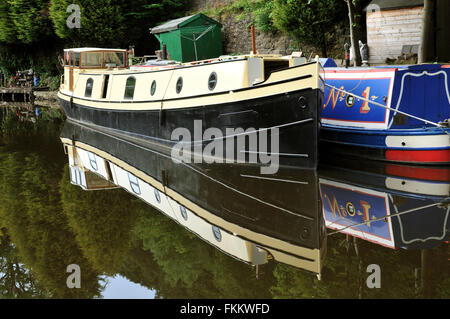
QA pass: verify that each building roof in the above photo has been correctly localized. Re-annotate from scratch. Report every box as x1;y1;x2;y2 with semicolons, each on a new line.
150;13;220;34
365;0;424;11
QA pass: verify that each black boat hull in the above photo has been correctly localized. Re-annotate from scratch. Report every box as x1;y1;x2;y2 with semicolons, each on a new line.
59;88;322;169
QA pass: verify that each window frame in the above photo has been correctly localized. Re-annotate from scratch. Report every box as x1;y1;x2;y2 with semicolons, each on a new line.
124;76;136;100
150;80;156;96
175;77;183;94
208;72;217;91
128;173;141;195
84;78;94;98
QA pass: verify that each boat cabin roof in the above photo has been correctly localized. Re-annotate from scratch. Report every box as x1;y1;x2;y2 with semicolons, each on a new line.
64;47;127;53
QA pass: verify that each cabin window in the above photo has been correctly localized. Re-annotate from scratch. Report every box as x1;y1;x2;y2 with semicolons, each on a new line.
81;52;102;67
176;77;183;94
104;52;125;67
74;52;80;67
70;167;77;184
85;78;94;97
212;226;222;242
88;152;98;171
150;80;156;96
208;72;217;91
154;188;161;203
102;75;109;99
128;173;141;195
70;167;86;188
124;76;136;100
180;205;187;220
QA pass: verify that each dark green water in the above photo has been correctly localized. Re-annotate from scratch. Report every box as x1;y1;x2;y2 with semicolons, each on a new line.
0;112;448;299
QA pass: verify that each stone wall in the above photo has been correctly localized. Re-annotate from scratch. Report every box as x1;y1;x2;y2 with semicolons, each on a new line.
187;0;297;56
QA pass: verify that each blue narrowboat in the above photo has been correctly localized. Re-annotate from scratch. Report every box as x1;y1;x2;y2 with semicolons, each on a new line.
320;63;450;164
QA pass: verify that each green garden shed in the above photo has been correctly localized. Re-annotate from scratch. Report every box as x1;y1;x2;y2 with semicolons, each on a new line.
150;13;222;63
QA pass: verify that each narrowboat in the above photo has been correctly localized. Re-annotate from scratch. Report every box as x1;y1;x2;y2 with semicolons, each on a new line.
60;121;326;278
57;48;324;169
321;63;450;164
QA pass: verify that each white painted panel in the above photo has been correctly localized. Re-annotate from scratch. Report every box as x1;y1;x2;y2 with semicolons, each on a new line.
385;177;450;196
385;134;450;149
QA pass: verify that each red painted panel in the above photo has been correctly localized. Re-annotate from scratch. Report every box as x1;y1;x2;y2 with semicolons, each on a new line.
385;149;450;164
386;164;450;182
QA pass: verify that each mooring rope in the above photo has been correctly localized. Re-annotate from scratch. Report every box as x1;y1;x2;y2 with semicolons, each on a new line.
324;83;446;129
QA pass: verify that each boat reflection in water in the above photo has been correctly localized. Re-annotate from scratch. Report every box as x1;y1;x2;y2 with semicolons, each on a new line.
319;157;449;250
60;121;327;279
60;121;448;282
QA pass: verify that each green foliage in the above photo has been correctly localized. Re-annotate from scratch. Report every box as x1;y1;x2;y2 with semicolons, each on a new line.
37;73;61;90
272;0;347;56
7;0;53;44
50;0;126;47
205;0;276;32
0;0;187;82
0;0;16;42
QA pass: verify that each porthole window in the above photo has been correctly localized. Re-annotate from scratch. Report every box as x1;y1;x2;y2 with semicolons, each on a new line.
124;76;136;100
212;226;222;242
151;80;156;96
88;152;98;171
128;173;141;195
154;188;161;203
180;205;187;221
208;72;217;91
176;77;183;94
85;78;94;97
346;94;355;108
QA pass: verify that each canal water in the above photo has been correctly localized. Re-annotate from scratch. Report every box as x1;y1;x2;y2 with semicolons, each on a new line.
0;112;448;299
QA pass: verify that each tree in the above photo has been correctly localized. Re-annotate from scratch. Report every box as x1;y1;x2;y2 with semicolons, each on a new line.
123;0;187;55
50;0;127;47
0;0;16;42
345;0;362;66
6;0;53;44
49;0;187;51
418;0;435;63
272;0;347;57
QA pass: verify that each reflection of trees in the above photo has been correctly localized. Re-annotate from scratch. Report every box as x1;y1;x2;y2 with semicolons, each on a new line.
1;116;448;299
0;150;102;298
134;212;274;298
0;228;49;298
60;166;141;275
0;111;64;150
271;233;449;299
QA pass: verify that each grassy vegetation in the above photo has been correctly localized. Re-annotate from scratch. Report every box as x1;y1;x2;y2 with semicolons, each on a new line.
203;0;276;32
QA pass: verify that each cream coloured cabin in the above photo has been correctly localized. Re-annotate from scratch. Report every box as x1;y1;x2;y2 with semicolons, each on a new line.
62;48;128;93
60;48;316;110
